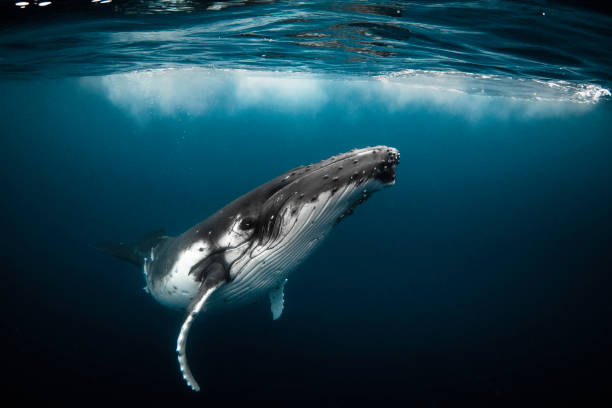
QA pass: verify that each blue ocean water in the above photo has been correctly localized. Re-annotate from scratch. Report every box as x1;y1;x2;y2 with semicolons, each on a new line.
1;1;611;405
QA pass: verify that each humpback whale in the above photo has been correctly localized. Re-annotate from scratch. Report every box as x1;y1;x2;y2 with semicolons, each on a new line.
98;146;400;391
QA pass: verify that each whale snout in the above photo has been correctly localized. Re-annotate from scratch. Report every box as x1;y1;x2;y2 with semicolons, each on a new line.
338;145;400;186
386;147;401;166
371;147;399;184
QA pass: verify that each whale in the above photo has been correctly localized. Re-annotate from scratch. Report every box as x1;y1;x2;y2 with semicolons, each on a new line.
98;145;400;391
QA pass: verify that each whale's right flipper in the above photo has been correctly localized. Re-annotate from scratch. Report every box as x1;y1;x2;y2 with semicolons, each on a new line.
176;263;227;392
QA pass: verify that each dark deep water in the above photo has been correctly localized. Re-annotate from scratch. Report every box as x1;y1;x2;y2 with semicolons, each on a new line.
1;1;612;406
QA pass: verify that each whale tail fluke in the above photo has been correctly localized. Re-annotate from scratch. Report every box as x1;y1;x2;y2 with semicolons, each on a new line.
95;229;168;267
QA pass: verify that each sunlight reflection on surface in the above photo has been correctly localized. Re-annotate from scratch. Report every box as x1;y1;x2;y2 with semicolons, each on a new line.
81;68;604;121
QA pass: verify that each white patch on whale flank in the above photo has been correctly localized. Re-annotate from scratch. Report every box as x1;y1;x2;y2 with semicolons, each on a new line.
149;240;209;310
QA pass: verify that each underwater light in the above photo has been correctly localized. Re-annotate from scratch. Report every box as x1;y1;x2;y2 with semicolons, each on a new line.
15;1;29;7
100;0;112;3
39;1;52;6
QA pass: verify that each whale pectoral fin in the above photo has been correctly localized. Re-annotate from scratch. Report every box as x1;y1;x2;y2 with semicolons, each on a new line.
268;279;288;320
176;265;226;392
176;284;219;392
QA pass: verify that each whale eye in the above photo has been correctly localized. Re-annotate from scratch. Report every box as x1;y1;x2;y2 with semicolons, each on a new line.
239;217;256;230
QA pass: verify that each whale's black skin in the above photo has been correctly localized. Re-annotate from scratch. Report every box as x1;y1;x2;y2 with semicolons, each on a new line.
99;146;399;391
147;146;400;292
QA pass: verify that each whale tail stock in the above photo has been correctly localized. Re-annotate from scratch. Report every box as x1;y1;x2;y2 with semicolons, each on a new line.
95;229;168;267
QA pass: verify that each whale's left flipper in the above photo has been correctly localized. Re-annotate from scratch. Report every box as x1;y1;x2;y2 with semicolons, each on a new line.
176;265;227;392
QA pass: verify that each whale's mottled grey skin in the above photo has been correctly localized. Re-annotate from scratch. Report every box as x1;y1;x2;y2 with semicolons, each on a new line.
100;146;400;391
